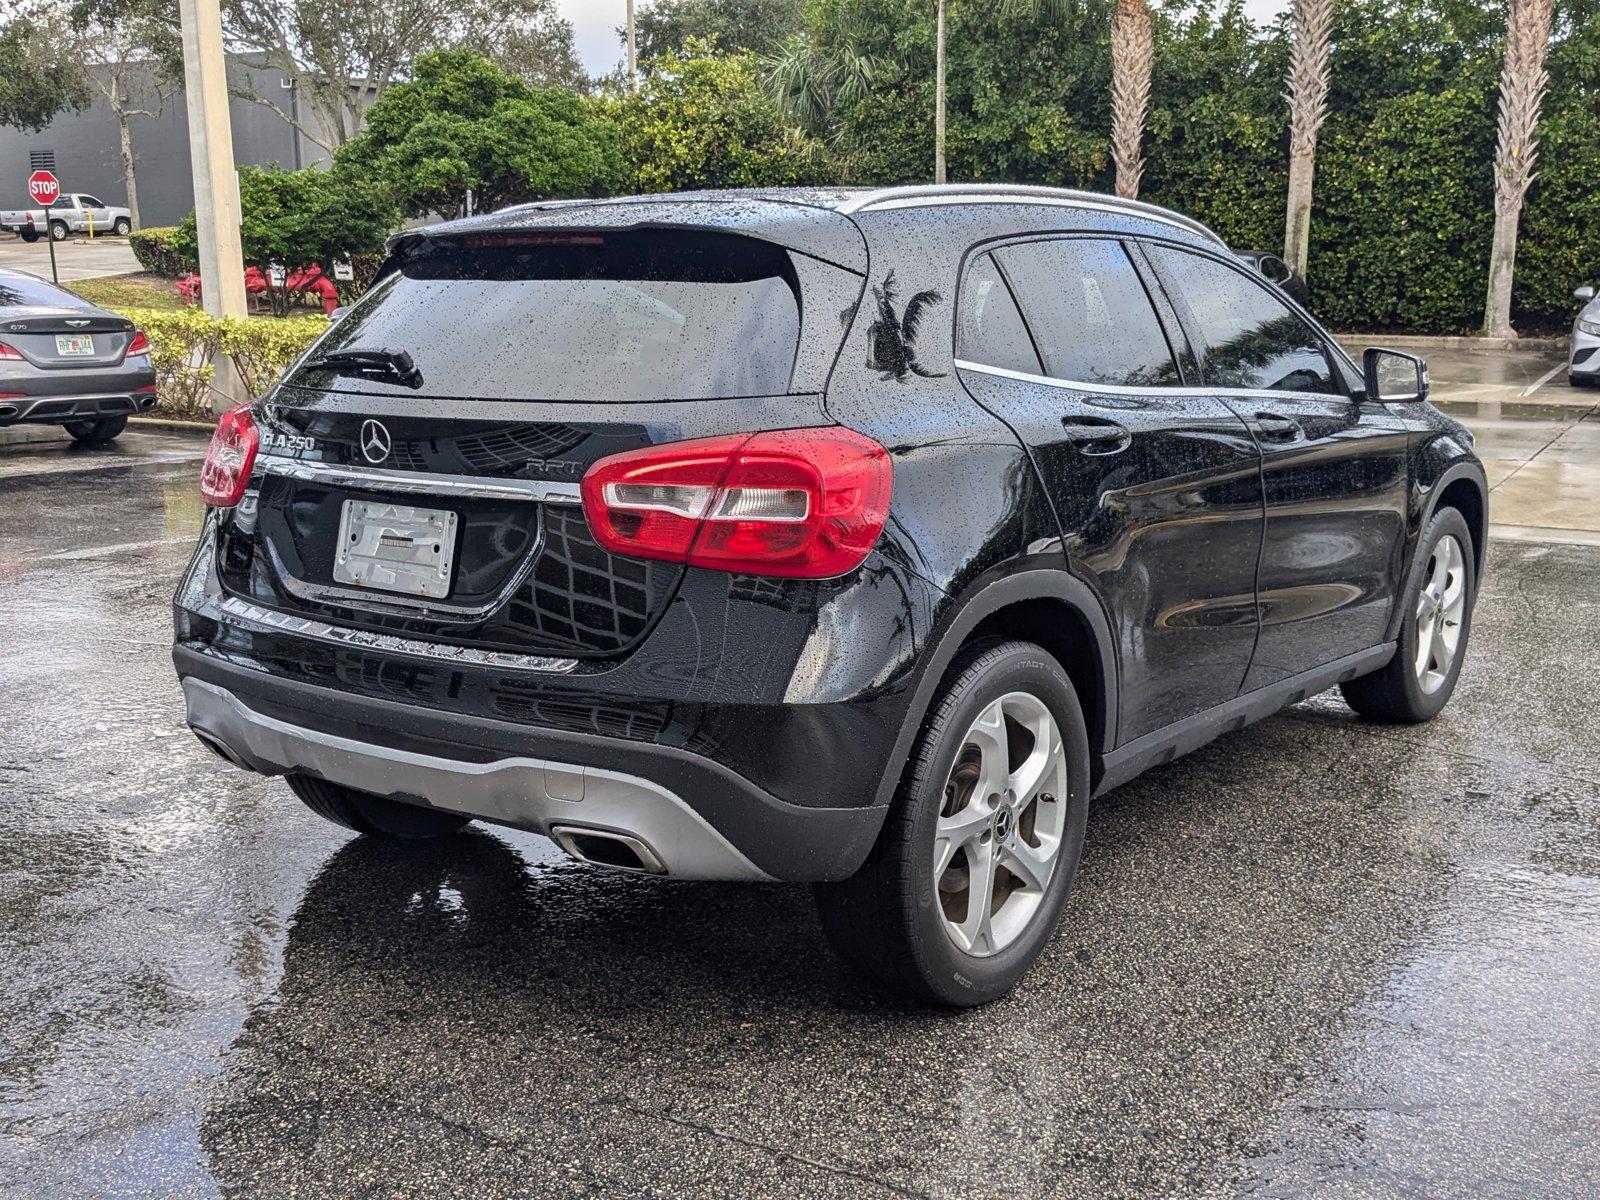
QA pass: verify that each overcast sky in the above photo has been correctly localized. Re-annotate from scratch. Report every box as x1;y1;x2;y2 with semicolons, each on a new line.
556;1;1294;79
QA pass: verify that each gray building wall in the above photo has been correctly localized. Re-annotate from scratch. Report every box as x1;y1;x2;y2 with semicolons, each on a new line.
0;56;339;228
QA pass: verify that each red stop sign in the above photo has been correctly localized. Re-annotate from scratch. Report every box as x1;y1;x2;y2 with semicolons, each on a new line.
28;170;60;206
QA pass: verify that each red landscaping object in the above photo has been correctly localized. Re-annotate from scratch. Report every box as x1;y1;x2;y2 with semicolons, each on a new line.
178;264;341;316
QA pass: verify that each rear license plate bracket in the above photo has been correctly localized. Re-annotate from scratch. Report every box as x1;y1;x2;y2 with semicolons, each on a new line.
332;499;458;600
56;334;94;357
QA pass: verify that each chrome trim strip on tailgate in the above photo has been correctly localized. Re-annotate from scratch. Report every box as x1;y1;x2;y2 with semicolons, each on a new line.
215;593;580;674
255;454;583;504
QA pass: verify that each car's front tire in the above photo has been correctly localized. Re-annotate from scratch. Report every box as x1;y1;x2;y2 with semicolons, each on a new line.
815;640;1091;1006
286;774;472;839
1340;506;1476;723
65;415;127;444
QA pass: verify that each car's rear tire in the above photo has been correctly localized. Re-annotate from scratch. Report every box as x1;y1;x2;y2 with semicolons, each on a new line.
814;640;1091;1006
65;415;127;444
49;220;68;242
285;774;472;839
113;217;131;236
1340;506;1476;723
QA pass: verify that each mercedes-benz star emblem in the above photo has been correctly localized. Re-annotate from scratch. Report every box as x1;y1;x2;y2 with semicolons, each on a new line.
359;419;392;465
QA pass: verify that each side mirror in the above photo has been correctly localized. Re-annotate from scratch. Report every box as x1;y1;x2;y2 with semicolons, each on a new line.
1363;348;1429;404
1575;286;1596;303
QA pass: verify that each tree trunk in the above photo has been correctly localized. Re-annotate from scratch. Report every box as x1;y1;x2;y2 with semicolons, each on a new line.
1483;196;1523;340
1110;0;1152;200
1283;146;1315;278
116;112;142;232
1282;0;1333;279
1482;0;1556;340
934;0;946;184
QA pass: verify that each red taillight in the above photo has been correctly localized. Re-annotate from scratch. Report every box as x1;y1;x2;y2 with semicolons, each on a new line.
581;428;892;579
200;405;259;507
127;330;150;357
0;342;22;361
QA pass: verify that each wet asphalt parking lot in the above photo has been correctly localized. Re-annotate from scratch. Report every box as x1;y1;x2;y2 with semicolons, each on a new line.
2;424;1598;1199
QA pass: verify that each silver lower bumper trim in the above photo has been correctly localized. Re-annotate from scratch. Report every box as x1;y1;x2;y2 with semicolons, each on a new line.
182;678;773;882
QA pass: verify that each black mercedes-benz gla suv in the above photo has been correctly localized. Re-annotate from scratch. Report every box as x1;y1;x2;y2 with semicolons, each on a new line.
174;186;1486;1004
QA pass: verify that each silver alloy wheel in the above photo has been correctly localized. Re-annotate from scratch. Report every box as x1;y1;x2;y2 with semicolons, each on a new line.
933;691;1068;958
1414;533;1468;694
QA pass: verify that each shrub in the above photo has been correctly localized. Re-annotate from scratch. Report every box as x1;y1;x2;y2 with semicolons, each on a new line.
128;226;195;278
175;166;399;316
118;306;328;416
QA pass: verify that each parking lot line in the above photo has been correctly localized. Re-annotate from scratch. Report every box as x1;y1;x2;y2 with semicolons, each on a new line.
1520;362;1568;397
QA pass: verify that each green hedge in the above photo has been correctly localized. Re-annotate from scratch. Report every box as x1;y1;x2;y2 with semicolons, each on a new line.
128;226;195;279
117;306;328;416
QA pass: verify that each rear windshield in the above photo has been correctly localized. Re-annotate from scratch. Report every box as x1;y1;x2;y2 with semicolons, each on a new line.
0;273;82;309
298;230;803;402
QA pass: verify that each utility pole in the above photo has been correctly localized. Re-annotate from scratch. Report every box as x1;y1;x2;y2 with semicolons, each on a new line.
627;0;638;93
177;0;248;415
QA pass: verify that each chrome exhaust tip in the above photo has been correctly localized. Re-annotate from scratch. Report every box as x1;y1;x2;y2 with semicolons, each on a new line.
192;728;257;772
0;405;18;419
549;825;667;875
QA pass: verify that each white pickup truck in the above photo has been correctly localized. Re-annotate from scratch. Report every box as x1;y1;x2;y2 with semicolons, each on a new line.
0;194;132;242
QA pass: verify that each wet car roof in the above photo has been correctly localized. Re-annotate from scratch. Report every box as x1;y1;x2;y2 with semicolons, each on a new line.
392;186;1228;277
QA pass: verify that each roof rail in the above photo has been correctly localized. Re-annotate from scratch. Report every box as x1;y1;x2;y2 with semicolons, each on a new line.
836;184;1227;246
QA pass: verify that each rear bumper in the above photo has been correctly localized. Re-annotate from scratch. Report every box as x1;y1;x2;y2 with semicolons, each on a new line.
0;390;158;425
175;644;887;882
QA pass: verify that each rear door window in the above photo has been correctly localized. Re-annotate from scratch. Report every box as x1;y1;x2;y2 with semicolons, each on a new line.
956;252;1042;374
299;230;803;402
992;238;1182;388
1147;246;1340;395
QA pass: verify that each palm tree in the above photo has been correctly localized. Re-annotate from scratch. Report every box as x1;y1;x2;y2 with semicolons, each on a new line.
1110;0;1153;199
1283;0;1333;279
1483;0;1556;339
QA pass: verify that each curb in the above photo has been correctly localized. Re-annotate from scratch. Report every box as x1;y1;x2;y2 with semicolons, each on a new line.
1336;333;1568;353
130;416;215;435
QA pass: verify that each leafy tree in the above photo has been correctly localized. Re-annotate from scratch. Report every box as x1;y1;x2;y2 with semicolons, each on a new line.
635;0;808;63
176;166;400;315
0;15;90;132
335;51;619;219
222;0;585;149
616;39;830;191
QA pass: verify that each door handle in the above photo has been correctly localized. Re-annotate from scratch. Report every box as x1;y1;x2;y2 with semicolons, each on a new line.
1061;415;1132;455
1252;412;1303;443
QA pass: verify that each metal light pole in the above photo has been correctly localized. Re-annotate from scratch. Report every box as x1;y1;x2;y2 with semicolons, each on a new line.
627;0;638;93
177;0;248;414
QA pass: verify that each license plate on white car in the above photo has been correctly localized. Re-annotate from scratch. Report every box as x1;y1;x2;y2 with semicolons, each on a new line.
332;499;458;599
55;334;94;356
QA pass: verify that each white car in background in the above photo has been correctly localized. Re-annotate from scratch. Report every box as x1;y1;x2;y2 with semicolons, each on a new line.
1572;286;1600;388
0;194;132;242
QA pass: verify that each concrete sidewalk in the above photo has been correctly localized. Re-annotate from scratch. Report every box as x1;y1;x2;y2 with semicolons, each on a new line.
1425;347;1600;546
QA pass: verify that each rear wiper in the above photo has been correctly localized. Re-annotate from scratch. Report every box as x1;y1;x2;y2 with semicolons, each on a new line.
303;348;423;390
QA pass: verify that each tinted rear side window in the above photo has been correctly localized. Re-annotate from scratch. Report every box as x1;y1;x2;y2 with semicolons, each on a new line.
956;252;1041;374
0;273;83;309
301;230;802;402
1147;246;1339;395
993;238;1180;388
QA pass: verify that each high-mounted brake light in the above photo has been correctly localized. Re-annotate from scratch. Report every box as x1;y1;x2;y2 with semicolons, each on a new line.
200;405;259;507
581;428;892;579
127;331;150;357
0;342;23;361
